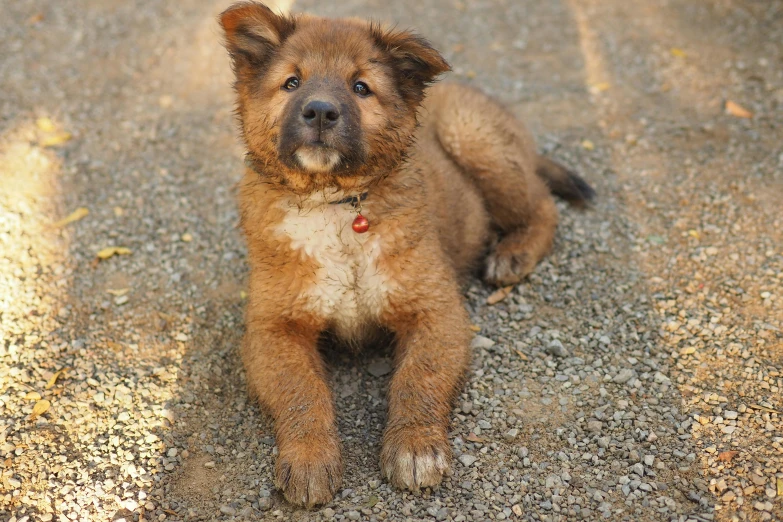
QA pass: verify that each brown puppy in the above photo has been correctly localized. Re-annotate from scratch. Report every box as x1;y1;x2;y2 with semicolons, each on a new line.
219;2;593;508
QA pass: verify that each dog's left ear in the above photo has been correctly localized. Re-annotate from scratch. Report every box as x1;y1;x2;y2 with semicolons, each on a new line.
372;25;451;102
220;2;296;72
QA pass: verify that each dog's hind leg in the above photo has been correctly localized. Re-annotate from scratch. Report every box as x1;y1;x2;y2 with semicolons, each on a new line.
425;84;562;285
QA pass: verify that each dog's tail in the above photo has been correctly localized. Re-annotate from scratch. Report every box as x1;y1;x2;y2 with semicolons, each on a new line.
536;155;595;206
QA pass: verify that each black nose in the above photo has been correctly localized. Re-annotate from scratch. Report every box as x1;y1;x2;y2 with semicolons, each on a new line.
302;100;340;130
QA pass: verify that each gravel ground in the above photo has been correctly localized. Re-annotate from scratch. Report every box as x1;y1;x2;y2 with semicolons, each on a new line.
1;0;781;521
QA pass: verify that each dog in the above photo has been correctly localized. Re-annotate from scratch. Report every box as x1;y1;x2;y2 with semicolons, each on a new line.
219;2;594;507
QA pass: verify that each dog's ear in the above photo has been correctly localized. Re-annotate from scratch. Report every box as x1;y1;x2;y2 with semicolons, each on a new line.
371;25;451;102
220;2;296;71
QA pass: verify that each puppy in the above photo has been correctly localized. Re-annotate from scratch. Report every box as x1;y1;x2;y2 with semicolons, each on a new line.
219;2;594;507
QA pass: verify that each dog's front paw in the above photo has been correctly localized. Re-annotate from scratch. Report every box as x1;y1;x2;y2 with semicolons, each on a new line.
275;437;343;508
380;425;451;491
484;247;535;286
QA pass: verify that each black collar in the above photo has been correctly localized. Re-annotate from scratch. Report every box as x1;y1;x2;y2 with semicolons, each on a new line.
330;192;368;206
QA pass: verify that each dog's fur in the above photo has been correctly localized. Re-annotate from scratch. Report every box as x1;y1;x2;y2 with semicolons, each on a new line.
220;2;594;507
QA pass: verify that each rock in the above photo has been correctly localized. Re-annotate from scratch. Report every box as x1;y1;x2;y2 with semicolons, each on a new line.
347;510;361;520
459;454;478;467
258;497;272;511
367;358;392;377
504;428;519;441
546;339;568;357
471;335;495;349
219;505;236;516
653;372;670;383
754;501;773;511
613;369;635;384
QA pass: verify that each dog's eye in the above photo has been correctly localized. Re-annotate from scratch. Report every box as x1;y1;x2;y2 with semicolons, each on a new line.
353;81;371;97
283;77;300;91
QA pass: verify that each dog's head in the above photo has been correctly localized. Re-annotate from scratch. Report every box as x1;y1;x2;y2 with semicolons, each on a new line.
220;2;450;193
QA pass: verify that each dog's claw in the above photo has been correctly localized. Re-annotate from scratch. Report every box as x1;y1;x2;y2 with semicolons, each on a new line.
274;439;343;508
381;426;451;492
485;249;535;286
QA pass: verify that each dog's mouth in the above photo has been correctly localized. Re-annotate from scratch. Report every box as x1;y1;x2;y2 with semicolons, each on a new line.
293;143;342;173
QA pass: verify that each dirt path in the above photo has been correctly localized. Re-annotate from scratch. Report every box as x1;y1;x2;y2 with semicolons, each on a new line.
1;1;780;521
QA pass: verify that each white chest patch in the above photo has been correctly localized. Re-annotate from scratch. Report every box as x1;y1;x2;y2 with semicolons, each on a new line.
275;200;392;336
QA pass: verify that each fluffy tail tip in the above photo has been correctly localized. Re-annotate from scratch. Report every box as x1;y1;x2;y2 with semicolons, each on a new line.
536;157;596;206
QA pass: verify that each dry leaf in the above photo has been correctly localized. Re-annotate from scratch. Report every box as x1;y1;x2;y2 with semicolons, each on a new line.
581;140;595;150
113;207;124;217
725;100;753;119
590;82;611;93
515;349;528;361
27;12;44;24
52;207;89;228
24;391;41;400
46;368;70;389
465;433;486;443
29;399;51;420
749;403;781;414
777;478;783;498
717;450;738;462
181;233;193;242
106;288;129;296
36;117;56;132
40;132;73;147
670;48;686;58
159;95;174;108
469;324;481;332
96;246;132;260
487;285;514;305
239;290;247;300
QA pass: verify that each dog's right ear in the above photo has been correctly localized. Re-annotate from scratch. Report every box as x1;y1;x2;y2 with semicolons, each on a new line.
220;2;296;70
